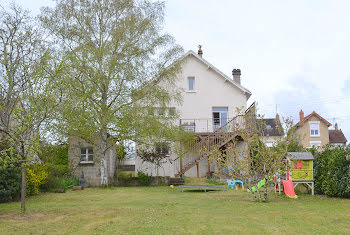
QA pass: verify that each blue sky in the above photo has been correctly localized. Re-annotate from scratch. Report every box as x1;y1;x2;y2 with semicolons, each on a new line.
8;0;350;141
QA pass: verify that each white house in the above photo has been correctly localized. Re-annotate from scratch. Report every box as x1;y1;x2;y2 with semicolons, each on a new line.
135;47;252;178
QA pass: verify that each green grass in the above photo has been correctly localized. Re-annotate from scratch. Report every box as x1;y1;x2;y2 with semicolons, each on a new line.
0;187;349;234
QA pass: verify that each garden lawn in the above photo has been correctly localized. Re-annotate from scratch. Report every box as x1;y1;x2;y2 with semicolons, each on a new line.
0;187;349;234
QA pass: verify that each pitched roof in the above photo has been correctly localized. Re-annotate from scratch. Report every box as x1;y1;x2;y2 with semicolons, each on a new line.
296;111;332;127
288;152;314;160
329;130;347;143
181;50;252;99
260;118;283;136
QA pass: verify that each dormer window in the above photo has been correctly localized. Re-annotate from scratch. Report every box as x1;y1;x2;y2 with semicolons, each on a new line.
188;77;195;91
309;121;320;137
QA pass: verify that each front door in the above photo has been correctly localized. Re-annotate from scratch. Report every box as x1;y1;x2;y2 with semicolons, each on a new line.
212;107;228;131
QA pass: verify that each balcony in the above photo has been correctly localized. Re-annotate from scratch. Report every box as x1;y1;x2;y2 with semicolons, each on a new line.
179;115;245;133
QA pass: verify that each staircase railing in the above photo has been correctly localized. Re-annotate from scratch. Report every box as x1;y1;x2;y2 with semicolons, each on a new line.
174;115;246;177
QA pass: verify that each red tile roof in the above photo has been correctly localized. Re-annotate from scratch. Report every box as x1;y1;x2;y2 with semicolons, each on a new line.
329;130;347;143
295;111;332;127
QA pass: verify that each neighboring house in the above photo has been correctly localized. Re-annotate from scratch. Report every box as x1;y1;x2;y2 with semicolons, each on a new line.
260;114;283;147
295;109;347;148
135;47;252;178
329;123;347;146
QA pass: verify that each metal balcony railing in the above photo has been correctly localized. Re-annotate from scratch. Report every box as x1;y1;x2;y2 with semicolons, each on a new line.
179;116;245;133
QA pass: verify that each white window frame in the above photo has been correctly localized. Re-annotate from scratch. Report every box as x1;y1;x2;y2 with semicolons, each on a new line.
265;142;273;147
309;141;321;148
212;107;228;131
80;148;94;163
309;121;320;137
187;77;196;92
154;142;170;156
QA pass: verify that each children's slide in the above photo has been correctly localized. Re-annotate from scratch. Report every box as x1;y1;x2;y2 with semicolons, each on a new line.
282;180;298;199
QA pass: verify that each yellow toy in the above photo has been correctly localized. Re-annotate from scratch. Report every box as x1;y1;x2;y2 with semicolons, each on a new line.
170;185;174;188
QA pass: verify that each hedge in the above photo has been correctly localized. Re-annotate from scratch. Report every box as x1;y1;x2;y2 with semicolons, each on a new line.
0;167;21;203
314;145;350;198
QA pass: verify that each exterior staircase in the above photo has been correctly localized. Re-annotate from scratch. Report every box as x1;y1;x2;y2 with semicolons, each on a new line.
174;115;245;177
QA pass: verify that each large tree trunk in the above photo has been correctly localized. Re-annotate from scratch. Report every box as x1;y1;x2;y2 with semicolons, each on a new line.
100;133;109;186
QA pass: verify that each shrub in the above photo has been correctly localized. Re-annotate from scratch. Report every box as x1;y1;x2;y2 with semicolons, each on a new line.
0;167;21;203
314;145;350;198
44;176;79;190
26;165;49;196
137;171;152;186
39;143;68;166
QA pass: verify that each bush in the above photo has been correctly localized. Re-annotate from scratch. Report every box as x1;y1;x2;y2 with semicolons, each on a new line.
44;176;79;190
0;167;21;203
314;145;350;197
137;171;152;186
39;143;68;166
26;165;49;196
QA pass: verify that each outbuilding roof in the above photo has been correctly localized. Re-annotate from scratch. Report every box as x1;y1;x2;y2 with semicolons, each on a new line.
288;152;314;160
329;130;347;143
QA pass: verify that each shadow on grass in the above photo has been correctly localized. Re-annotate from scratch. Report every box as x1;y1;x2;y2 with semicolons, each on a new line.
181;189;225;193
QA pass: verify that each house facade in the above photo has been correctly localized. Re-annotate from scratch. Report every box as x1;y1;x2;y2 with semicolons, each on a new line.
135;48;252;178
295;110;347;148
260;114;283;147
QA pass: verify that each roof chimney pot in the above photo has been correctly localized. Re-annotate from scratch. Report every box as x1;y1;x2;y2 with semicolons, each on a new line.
198;45;203;57
232;69;241;84
335;123;338;130
299;109;304;121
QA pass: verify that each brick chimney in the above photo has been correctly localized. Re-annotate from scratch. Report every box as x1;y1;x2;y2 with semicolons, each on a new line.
198;45;203;57
335;123;338;130
276;113;280;121
299;109;304;121
232;69;241;84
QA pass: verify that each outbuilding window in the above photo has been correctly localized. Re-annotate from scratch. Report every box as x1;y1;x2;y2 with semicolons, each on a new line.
80;148;93;163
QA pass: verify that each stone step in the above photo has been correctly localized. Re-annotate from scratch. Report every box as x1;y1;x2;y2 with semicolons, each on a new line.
169;178;185;186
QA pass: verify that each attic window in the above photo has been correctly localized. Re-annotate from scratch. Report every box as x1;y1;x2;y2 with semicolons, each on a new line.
266;125;272;129
309;121;320;137
188;77;195;91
